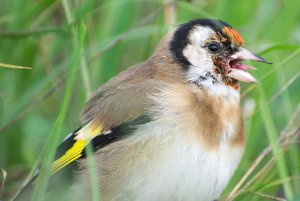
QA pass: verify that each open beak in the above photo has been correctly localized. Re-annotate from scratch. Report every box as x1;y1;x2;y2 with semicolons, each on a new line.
226;47;271;83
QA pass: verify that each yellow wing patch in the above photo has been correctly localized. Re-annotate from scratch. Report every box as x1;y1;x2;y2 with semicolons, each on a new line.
51;121;103;174
52;140;87;173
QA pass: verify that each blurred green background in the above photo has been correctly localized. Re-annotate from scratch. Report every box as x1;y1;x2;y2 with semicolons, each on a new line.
0;0;299;200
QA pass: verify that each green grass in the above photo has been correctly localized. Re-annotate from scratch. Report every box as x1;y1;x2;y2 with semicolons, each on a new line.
0;0;299;200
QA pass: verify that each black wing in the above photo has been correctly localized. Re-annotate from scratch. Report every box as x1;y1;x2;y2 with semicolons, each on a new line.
13;115;150;201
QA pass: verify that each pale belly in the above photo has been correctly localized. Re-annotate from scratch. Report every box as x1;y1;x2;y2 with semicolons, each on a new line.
71;130;244;201
121;139;243;201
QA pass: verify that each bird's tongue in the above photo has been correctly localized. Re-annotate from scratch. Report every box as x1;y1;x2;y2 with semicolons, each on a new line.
233;63;257;71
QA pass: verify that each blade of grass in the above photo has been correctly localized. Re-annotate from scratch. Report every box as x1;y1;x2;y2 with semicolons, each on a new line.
20;0;58;27
0;169;7;199
177;1;215;18
246;190;287;201
259;44;300;55
30;46;78;201
89;6;162;63
260;175;300;191
61;1;96;201
85;144;101;201
0;27;69;38
270;71;300;102
163;0;176;29
258;85;293;199
274;53;300;190
0;62;31;69
62;0;91;96
29;10;82;201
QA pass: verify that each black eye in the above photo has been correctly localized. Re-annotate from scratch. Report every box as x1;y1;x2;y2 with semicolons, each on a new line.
207;42;220;53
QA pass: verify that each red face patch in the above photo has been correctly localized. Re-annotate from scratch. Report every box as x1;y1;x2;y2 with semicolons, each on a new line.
222;27;244;47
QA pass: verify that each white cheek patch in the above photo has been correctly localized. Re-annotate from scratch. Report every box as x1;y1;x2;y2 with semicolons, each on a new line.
183;44;212;69
182;26;215;68
183;26;215;82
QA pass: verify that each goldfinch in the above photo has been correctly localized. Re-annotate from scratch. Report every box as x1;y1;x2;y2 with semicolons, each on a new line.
14;19;270;201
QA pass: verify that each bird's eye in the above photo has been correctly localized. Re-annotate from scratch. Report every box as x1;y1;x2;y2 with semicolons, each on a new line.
207;42;220;53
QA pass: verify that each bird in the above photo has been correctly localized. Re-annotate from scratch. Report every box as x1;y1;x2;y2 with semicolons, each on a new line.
14;18;270;201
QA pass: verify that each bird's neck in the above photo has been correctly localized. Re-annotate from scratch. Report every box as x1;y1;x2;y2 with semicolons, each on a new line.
186;65;240;102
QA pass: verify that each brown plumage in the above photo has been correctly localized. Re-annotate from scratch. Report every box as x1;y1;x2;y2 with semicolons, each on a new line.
14;19;270;201
81;31;183;129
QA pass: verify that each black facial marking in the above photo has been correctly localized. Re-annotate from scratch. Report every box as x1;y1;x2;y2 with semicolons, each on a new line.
199;76;207;81
192;79;204;89
169;19;231;69
192;72;219;88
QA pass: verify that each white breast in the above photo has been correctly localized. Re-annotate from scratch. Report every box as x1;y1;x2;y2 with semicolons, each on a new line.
70;118;244;201
119;122;244;201
119;85;245;201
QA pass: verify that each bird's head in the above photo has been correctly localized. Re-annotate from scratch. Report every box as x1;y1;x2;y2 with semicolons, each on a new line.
169;19;270;91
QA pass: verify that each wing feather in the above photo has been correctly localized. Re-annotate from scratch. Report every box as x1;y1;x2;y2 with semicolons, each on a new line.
51;114;150;174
